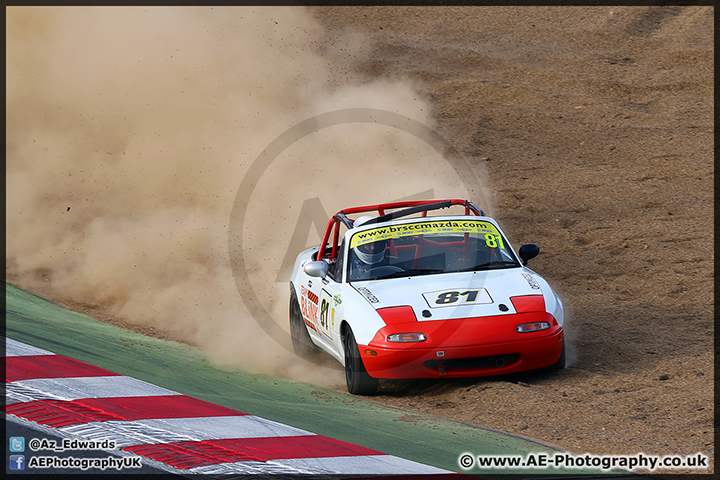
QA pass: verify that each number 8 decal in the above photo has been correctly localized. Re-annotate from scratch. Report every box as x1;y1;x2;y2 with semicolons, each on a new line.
320;298;329;328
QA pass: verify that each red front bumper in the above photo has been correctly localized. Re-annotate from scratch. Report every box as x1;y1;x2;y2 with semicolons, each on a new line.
360;312;564;379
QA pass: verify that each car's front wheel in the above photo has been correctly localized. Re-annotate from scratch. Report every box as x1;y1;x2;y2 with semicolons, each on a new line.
343;327;379;395
541;339;566;373
289;287;320;359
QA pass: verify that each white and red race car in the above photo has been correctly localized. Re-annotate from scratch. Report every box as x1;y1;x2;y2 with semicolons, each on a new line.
289;199;565;395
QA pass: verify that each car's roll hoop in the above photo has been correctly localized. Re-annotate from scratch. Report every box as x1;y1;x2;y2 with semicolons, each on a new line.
318;199;485;262
333;211;354;229
362;200;454;226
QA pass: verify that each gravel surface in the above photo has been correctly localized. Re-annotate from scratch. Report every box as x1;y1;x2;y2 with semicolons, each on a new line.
309;5;714;473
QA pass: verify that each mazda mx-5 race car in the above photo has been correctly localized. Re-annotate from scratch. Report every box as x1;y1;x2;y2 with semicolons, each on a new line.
289;199;565;395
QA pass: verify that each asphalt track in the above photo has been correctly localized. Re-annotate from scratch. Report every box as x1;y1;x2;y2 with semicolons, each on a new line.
4;282;608;476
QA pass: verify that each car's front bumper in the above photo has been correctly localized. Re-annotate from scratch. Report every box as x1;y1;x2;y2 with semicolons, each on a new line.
360;313;564;379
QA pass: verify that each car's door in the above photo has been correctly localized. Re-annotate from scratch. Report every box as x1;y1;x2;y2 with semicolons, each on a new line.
313;240;345;357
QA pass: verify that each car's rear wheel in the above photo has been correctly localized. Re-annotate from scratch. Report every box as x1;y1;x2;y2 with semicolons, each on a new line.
343;327;379;395
289;287;319;358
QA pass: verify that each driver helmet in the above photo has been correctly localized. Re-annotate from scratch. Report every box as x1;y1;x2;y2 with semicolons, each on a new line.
353;216;387;265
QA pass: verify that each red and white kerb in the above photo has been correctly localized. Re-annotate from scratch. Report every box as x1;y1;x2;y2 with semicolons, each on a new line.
5;338;451;475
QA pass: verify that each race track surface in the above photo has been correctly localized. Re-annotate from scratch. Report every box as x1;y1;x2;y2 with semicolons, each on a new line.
5;282;606;476
6;338;448;476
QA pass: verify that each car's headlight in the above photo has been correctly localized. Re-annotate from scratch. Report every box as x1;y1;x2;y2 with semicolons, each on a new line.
387;333;427;342
516;322;550;333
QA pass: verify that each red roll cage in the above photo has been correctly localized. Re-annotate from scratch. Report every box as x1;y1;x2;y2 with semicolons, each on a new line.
317;199;484;262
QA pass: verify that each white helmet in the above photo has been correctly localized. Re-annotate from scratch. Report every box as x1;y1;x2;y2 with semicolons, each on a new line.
353;216;374;228
352;216;386;265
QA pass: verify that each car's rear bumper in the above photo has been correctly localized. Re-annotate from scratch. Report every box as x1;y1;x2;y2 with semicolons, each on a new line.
360;314;564;379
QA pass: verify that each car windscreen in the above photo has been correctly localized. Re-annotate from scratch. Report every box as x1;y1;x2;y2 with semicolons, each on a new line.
347;219;520;281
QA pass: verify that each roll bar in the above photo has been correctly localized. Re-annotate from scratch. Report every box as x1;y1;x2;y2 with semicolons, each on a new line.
317;199;484;261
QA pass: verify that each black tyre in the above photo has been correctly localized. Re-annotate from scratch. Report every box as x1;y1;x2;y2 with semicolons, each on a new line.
343;327;379;395
289;287;319;358
545;339;566;372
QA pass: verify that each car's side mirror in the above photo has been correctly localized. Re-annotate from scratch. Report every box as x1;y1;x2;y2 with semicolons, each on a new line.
519;243;540;266
303;260;329;278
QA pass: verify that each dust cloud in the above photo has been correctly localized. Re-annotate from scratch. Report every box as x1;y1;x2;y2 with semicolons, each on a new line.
6;7;488;384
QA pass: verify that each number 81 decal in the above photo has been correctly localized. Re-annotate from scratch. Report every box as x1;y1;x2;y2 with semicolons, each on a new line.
484;233;505;249
422;288;493;308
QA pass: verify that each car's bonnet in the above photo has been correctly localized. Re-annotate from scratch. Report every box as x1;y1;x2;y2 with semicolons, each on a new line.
350;269;544;321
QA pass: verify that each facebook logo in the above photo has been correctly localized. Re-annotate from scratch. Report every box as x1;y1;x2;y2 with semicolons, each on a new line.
9;436;25;452
9;455;25;470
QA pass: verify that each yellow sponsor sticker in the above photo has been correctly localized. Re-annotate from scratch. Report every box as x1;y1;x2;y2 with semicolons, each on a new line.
350;220;502;249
